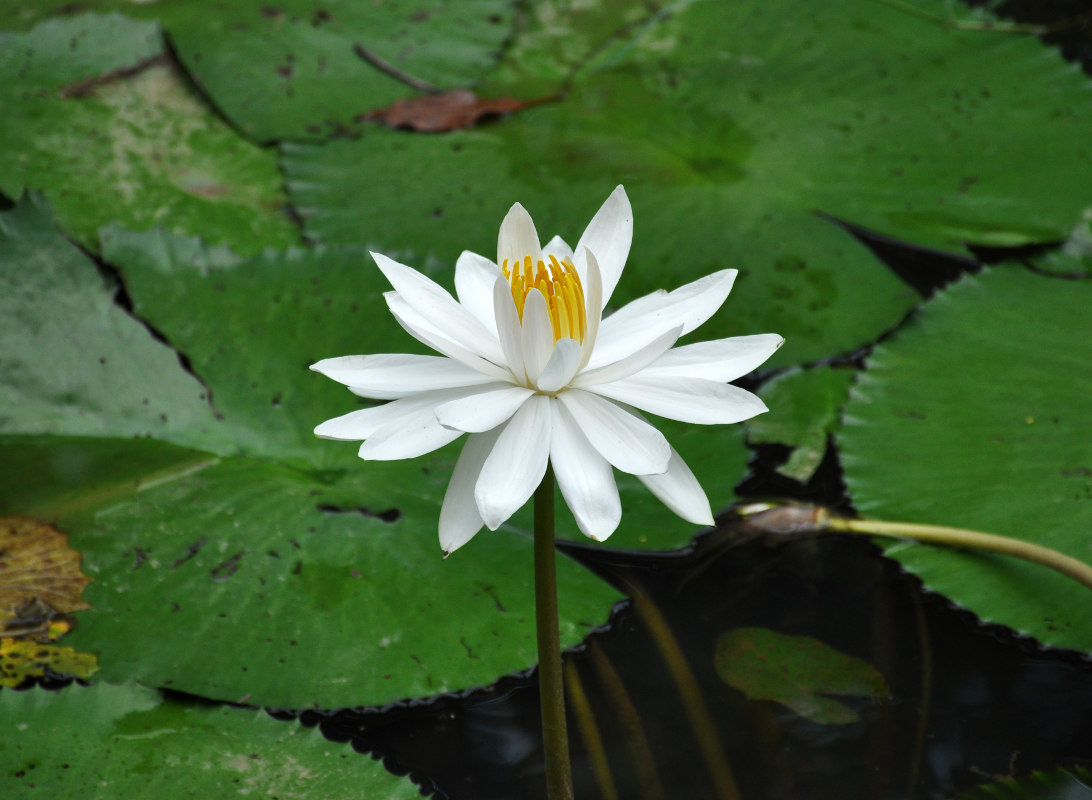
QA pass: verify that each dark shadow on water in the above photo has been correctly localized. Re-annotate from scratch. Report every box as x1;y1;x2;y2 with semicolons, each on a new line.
273;517;1092;800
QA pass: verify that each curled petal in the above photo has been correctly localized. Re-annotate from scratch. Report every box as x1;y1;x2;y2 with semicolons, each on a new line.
497;202;542;267
573;185;632;306
587;375;768;425
439;428;504;556
474;395;552;530
551;404;621;541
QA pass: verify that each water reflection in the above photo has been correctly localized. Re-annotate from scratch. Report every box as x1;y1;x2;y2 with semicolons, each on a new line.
281;519;1092;799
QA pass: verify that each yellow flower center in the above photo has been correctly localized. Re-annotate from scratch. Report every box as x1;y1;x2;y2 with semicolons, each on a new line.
501;254;587;344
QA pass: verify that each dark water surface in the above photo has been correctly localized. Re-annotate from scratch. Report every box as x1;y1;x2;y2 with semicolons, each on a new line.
275;511;1092;800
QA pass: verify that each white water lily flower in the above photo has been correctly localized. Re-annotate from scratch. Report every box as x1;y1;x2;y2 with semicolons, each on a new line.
312;186;783;555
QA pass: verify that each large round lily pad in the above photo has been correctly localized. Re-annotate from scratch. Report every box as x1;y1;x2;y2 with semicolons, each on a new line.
839;263;1092;653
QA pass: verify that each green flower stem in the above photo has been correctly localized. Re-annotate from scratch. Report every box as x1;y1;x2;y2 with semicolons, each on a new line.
824;515;1092;592
534;465;573;800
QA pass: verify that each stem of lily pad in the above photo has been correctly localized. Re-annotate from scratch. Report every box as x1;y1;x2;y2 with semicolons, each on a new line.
534;464;573;800
825;515;1092;592
737;503;1092;593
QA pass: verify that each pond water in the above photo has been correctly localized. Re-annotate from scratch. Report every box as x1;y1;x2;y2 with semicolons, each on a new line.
272;448;1092;800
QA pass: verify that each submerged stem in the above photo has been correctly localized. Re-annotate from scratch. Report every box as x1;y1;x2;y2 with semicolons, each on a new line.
534;465;573;800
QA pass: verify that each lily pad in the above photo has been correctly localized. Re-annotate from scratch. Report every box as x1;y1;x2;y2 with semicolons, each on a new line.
0;0;519;143
839;263;1092;653
1;197;622;708
714;626;889;725
0;13;297;254
0;683;422;799
747;366;856;482
283;0;1092;368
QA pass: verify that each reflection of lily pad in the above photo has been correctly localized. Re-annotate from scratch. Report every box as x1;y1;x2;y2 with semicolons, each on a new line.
840;264;1092;654
714;627;889;725
748;367;855;482
0;682;421;798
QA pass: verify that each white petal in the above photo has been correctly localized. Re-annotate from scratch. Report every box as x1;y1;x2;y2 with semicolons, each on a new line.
372;251;505;365
387;293;510;380
639;334;785;382
572;325;682;389
587;375;768;424
439;428;504;555
455;250;501;335
551;404;621;541
536;339;583;393
556;390;670;475
497;202;542;267
311;354;497;400
578;248;604;373
573;186;632;305
492;276;526;383
542;235;573;263
358;411;463;460
475;395;552;530
315;385;478;445
589;270;737;370
435;384;534;433
638;446;714;526
521;288;554;384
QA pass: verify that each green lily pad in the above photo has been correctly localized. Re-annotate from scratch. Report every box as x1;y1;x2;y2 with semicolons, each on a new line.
1030;206;1092;278
283;0;1092;368
714;627;889;725
952;769;1092;800
748;366;856;482
0;0;519;143
839;263;1092;653
1;197;621;708
0;194;223;449
0;13;297;254
0;683;422;799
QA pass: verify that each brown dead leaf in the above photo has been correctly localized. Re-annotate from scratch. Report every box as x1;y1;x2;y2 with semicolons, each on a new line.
0;517;92;631
358;90;552;133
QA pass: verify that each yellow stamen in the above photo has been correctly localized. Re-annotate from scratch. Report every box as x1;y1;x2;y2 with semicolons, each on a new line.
501;253;587;344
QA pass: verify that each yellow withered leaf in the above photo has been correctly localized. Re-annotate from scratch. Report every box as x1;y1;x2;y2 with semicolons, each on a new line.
0;517;92;629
